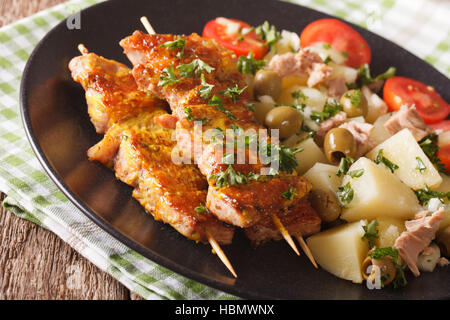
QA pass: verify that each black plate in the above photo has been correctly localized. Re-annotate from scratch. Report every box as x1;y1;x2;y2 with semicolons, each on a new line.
20;0;449;299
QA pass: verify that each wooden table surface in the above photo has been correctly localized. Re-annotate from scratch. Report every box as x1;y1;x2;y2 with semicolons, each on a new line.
0;0;142;300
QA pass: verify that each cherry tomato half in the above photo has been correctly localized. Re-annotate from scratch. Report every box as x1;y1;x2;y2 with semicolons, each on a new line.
383;76;449;124
437;144;450;174
202;18;268;59
431;120;450;132
299;18;371;68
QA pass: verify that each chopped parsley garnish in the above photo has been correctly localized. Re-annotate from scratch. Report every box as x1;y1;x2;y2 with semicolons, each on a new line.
322;43;332;49
348;168;364;178
362;220;379;248
418;134;446;173
208;95;238;120
368;247;407;289
341;51;348;58
323;56;332;64
414;185;450;206
281;186;296;201
298;121;316;143
310;99;342;123
358;64;396;86
248;172;267;182
336;157;355;177
220;85;247;103
374;149;399;173
160;36;186;58
237;51;266;75
337;182;354;206
158;65;180;87
291;90;308;103
254;21;281;51
199;74;214;99
222;153;235;165
246;102;255;112
346;89;362;106
260;143;303;174
194;205;207;213
177;59;214;78
415;157;427;174
210;165;248;188
184;107;206;123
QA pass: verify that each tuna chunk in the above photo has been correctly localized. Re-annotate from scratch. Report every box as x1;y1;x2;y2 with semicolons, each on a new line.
339;121;375;157
315;111;347;144
394;209;444;276
384;104;433;141
268;50;331;87
327;77;348;97
307;63;332;87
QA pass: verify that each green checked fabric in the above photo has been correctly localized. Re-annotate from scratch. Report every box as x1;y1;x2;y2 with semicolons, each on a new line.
0;0;448;300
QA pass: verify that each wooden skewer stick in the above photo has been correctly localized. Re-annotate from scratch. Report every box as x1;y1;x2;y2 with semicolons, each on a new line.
140;16;237;278
295;234;318;269
271;214;300;256
140;16;156;35
78;43;89;55
206;231;237;278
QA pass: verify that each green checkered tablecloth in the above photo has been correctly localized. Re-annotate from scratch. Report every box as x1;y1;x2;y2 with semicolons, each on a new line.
0;0;448;300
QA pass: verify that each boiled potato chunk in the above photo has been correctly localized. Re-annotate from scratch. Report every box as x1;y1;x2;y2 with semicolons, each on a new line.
303;163;342;193
375;218;406;248
340;157;421;222
294;138;328;175
367;129;442;190
361;86;388;124
369;113;393;146
306;220;369;283
279;85;327;111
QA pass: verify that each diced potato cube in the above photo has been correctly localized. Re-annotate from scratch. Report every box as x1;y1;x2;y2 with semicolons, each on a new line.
340;157;421;222
303;163;342;193
375;218;406;248
279;85;327;112
294;138;328;175
366;129;442;190
369;113;393;146
306;220;369;283
347;116;366;123
329;63;358;84
306;42;347;65
361;86;388;124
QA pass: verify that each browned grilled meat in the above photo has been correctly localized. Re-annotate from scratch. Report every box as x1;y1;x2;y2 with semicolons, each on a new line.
244;198;321;246
120;31;318;229
69;52;167;133
69;52;234;244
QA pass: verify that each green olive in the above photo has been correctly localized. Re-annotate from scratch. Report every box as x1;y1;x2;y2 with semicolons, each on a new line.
252;101;275;124
362;253;396;286
265;106;302;139
340;89;368;118
253;70;282;100
323;127;357;164
437;226;450;258
309;189;341;223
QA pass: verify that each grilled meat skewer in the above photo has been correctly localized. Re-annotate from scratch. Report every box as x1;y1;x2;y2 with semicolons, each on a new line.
69;51;234;245
120;31;318;230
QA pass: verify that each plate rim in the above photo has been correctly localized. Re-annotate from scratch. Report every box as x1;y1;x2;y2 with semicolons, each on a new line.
19;0;450;300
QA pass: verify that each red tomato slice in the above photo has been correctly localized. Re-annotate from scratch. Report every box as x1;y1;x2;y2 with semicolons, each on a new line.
202;18;267;60
432;120;450;132
437;144;450;174
383;76;449;124
299;19;371;68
